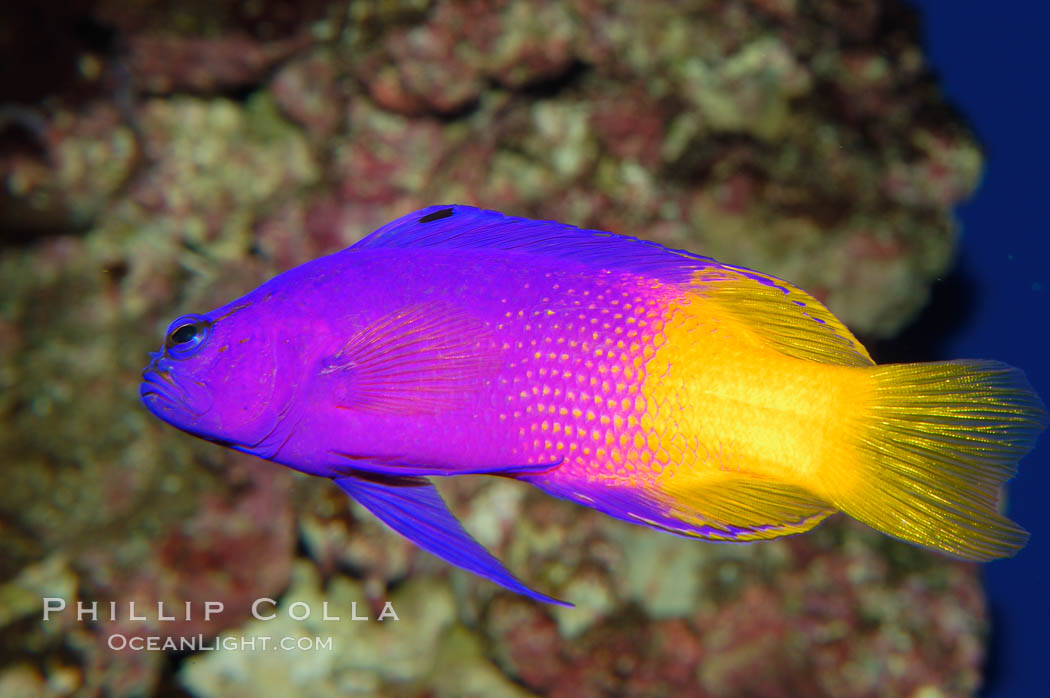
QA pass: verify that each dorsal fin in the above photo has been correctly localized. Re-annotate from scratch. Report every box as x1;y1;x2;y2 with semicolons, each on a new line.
351;205;709;285
353;205;873;366
691;265;875;366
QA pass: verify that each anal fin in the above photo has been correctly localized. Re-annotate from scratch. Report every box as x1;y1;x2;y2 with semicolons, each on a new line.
659;478;834;541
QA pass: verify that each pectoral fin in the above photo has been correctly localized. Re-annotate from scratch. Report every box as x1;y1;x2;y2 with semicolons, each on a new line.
333;475;570;607
321;301;500;416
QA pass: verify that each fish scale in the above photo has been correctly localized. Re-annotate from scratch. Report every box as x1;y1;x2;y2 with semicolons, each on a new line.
487;272;669;486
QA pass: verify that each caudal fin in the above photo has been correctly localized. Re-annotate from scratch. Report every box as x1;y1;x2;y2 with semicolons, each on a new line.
832;360;1046;561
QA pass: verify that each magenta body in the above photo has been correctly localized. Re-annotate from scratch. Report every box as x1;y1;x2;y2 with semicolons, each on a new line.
140;205;717;604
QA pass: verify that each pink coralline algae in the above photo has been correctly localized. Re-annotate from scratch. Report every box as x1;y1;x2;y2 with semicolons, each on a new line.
127;34;313;96
485;523;985;698
0;1;994;696
357;0;580;115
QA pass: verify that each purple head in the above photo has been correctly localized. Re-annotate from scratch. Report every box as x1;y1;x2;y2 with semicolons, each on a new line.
140;288;306;456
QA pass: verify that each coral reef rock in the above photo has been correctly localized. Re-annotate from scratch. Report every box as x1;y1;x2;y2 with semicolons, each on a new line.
1;1;987;696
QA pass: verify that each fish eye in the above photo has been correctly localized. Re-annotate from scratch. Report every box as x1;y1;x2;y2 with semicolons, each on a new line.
164;314;211;358
169;323;199;345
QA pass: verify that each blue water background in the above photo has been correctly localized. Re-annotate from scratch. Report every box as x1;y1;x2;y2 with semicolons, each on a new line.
909;4;1049;696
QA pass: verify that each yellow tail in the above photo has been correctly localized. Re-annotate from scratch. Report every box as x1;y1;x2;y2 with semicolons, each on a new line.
830;360;1046;560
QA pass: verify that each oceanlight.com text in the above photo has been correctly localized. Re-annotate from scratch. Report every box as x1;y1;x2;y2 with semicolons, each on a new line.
107;634;334;652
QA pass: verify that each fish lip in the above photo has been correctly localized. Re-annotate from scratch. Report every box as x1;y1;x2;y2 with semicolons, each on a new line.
140;366;181;405
140;355;218;435
140;371;179;422
139;365;206;422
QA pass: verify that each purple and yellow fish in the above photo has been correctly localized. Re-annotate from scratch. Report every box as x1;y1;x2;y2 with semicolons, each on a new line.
141;206;1046;605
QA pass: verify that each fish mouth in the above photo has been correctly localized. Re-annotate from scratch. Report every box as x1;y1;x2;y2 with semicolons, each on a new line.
141;366;175;401
140;367;185;420
139;361;210;423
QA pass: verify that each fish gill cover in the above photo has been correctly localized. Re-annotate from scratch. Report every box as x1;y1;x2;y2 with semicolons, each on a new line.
0;1;1011;697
